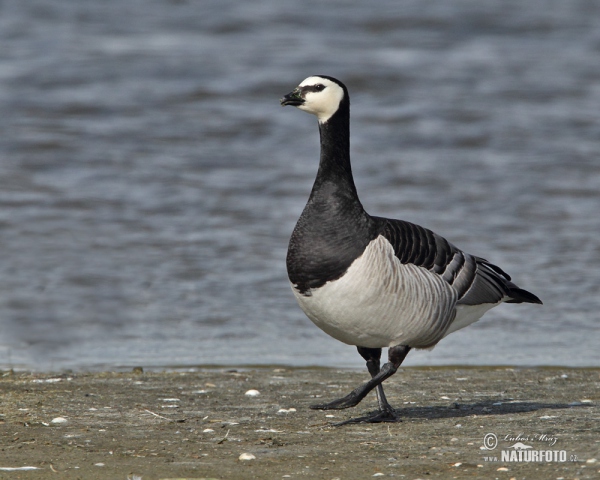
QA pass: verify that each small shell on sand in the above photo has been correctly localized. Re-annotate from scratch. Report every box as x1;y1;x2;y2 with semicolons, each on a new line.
0;467;40;471
239;453;256;461
245;389;260;397
51;417;68;424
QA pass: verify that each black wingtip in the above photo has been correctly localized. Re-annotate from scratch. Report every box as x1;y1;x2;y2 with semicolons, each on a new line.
506;287;543;305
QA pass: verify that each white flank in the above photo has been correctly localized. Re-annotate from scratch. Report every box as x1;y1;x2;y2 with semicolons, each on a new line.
292;235;460;349
443;302;499;337
297;76;345;123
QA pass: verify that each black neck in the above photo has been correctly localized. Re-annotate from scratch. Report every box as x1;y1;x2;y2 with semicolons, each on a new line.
286;94;376;293
309;102;359;201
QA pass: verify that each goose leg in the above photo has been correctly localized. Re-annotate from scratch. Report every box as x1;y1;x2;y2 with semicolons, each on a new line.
357;346;395;415
310;345;411;424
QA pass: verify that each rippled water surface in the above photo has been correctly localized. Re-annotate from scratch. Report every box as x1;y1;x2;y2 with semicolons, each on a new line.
1;0;599;370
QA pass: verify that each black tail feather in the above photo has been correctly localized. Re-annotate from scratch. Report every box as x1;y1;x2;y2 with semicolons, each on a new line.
506;287;543;305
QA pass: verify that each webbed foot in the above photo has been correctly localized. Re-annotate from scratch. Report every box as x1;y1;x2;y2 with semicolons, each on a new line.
334;406;401;425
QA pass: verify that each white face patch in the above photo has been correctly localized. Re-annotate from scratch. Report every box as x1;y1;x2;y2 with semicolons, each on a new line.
296;76;345;123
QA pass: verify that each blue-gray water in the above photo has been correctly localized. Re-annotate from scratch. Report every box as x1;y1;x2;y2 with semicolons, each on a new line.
1;0;598;371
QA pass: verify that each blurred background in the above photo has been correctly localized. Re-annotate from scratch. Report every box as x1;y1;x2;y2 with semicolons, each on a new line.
0;0;598;371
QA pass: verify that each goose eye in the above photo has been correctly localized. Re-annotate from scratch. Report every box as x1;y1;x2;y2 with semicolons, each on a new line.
314;84;325;91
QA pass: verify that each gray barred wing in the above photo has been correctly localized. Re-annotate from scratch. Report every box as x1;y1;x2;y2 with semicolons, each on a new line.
376;218;541;305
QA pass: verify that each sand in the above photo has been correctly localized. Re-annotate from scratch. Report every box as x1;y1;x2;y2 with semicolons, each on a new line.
0;366;598;479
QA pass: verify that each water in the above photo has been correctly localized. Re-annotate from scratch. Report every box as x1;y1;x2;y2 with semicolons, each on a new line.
1;0;598;371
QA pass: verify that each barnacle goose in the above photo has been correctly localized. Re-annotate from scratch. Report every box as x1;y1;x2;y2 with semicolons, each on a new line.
280;75;542;424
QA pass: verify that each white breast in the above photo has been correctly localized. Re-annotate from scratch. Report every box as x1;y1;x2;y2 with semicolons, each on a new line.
291;235;460;349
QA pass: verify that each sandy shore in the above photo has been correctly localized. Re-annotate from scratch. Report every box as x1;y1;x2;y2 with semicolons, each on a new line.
0;367;598;479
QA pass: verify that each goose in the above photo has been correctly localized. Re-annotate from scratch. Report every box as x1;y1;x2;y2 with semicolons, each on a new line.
280;75;542;424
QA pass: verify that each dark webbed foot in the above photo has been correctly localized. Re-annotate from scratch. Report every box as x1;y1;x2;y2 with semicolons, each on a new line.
310;359;398;410
334;407;401;425
311;345;411;420
310;390;363;410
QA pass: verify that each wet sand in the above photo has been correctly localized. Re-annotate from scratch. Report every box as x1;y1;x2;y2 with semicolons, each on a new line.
0;367;598;479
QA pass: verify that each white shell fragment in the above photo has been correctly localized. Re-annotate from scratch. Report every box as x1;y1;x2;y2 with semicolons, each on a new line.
245;389;260;397
277;408;297;414
51;417;68;424
239;453;256;461
0;467;40;471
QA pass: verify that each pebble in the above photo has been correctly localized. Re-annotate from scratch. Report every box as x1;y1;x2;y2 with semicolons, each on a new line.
202;428;215;433
278;408;297;414
497;467;509;471
239;453;256;461
586;458;597;464
245;389;260;397
51;417;68;424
